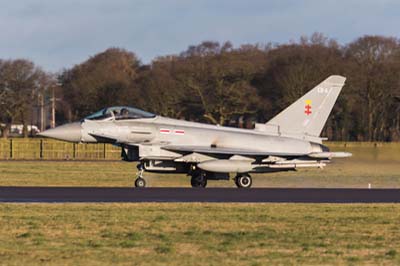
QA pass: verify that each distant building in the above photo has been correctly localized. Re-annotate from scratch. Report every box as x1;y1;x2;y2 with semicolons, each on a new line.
0;124;41;137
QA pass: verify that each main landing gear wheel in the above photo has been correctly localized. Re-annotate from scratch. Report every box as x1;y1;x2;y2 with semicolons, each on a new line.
135;177;146;188
190;172;207;188
235;174;252;188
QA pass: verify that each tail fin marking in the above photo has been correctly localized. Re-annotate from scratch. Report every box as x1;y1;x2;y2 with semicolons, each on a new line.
265;75;346;137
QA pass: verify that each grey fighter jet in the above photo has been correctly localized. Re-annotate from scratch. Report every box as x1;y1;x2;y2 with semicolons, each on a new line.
39;75;351;188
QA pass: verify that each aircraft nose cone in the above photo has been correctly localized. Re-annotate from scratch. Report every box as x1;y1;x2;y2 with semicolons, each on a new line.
38;122;82;142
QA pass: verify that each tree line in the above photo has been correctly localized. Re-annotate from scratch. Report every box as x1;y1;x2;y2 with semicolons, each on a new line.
1;33;400;141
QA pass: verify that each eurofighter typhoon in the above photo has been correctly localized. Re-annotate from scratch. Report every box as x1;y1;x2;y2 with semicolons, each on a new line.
39;75;351;188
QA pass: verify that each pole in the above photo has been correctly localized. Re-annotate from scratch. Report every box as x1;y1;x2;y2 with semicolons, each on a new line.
51;86;55;128
40;90;44;132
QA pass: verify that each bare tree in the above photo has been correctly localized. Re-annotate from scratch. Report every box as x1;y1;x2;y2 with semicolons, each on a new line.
60;48;141;121
345;35;400;141
0;59;49;138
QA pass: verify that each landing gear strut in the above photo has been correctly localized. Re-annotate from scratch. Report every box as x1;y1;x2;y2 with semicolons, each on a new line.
134;164;146;188
190;171;207;188
235;173;252;188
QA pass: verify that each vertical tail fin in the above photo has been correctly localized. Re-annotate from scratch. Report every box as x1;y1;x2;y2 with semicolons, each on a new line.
265;75;346;137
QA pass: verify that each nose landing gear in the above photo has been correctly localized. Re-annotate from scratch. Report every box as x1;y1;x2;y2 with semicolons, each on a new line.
134;164;146;188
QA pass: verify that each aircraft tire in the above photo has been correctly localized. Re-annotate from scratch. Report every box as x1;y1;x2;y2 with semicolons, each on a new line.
235;174;252;188
190;172;207;188
135;178;146;188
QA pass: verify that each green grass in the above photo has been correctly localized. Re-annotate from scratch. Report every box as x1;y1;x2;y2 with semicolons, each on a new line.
1;203;400;265
0;144;399;187
1;143;400;265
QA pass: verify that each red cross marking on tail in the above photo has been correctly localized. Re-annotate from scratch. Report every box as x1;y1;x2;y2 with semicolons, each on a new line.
304;104;312;115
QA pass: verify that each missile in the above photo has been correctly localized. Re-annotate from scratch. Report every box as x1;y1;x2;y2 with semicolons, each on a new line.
308;152;352;159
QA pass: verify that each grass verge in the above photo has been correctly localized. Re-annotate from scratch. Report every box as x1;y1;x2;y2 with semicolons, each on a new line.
1;203;400;265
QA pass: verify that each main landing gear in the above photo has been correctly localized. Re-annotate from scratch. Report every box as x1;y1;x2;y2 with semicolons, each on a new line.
234;173;252;188
134;164;146;188
190;171;207;188
189;170;252;188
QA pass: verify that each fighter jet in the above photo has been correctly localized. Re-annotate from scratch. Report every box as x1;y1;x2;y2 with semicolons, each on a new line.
39;75;351;188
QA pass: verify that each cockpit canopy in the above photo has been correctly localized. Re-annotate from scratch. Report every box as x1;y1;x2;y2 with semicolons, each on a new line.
84;106;156;121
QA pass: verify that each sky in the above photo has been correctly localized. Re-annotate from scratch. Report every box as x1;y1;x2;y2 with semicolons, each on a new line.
0;0;399;72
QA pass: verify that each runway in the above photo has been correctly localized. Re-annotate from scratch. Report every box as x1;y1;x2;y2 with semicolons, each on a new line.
1;187;400;203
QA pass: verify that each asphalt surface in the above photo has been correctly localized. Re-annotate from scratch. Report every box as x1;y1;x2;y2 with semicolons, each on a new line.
1;187;400;203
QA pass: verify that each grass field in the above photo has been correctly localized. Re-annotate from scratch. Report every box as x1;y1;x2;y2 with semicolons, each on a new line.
1;203;400;265
0;143;399;187
1;143;400;265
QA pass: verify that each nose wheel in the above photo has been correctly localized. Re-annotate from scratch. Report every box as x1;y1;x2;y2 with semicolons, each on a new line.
134;164;146;188
135;177;146;188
